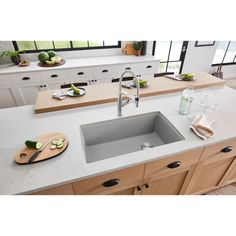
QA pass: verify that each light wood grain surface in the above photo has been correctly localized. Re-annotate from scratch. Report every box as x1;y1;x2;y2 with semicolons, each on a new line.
34;72;225;114
15;133;69;164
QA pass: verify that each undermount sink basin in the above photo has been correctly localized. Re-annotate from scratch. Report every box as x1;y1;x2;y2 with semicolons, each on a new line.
80;111;184;163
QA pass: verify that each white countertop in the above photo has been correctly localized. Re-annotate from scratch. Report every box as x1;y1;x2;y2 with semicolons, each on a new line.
0;55;159;75
0;85;236;194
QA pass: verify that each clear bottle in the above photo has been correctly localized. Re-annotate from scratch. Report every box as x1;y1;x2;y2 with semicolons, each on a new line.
179;86;194;115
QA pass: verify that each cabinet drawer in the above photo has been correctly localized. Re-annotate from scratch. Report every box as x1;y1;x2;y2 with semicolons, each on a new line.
200;139;236;163
0;74;13;86
93;65;118;78
145;149;203;179
72;164;145;195
68;67;93;81
40;70;68;84
31;184;74;195
116;63;141;75
11;72;42;84
138;61;159;74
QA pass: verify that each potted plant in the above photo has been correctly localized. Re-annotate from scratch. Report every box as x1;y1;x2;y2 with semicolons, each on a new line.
0;50;24;65
133;41;143;56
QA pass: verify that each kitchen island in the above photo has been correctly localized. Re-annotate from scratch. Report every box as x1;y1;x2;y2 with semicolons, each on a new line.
1;74;236;195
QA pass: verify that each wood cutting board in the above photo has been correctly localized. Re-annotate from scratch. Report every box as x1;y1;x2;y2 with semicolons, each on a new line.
15;133;69;164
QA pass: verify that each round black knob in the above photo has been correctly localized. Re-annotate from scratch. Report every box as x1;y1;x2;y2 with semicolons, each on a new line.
144;183;149;189
167;161;181;169
221;146;233;153
102;179;120;187
137;186;142;191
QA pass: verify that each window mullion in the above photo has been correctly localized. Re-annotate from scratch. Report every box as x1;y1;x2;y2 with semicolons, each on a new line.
52;41;56;50
221;41;231;64
166;41;172;72
34;41;38;50
70;41;73;48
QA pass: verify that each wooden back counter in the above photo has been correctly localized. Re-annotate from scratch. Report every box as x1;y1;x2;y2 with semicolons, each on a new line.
34;72;225;114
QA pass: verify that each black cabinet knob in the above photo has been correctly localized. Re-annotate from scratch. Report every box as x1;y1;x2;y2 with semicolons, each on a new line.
144;183;149;189
146;65;152;68
167;161;181;169
125;67;131;70
137;186;142;191
221;146;233;153
51;74;58;78
77;72;84;75
102;179;120;187
22;77;30;80
102;69;109;73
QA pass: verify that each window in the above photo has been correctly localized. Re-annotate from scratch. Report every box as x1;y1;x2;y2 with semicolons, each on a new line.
152;41;188;74
212;41;236;66
13;41;121;53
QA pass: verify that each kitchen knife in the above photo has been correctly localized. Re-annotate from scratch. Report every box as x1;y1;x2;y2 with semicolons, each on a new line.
28;140;51;163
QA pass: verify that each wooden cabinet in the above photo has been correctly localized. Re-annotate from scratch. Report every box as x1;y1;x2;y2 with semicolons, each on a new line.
142;149;203;195
185;139;236;195
31;184;74;195
72;164;145;195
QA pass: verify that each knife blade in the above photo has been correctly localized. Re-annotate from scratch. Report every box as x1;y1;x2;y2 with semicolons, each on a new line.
28;140;51;163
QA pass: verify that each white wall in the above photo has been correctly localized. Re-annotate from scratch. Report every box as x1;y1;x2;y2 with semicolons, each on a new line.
182;41;217;73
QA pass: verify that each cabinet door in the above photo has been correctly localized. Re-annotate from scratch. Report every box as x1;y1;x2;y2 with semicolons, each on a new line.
143;165;197;195
72;164;145;195
185;156;235;194
142;149;203;195
17;84;43;105
0;86;18;108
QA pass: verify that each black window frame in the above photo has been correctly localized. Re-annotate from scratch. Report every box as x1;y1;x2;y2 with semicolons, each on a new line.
152;41;188;74
212;41;236;67
12;41;121;53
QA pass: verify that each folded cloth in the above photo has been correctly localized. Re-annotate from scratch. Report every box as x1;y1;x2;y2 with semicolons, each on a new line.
52;90;67;100
190;113;214;140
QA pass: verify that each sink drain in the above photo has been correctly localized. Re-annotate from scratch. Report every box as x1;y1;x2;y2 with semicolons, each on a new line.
141;142;154;150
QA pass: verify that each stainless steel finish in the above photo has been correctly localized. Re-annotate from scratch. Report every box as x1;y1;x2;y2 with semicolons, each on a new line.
117;70;140;117
80;111;185;163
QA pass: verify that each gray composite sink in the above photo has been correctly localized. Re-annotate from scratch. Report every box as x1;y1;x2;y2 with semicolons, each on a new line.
80;112;184;163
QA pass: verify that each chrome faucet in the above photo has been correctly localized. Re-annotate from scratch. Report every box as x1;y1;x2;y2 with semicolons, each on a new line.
117;70;140;117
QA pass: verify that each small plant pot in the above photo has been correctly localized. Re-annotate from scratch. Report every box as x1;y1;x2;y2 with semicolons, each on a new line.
11;55;21;65
134;50;141;56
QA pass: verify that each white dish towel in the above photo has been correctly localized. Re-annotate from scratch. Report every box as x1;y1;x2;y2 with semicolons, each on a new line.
190;113;214;140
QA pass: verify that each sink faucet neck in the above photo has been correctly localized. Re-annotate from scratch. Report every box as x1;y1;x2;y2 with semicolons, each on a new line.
117;70;140;117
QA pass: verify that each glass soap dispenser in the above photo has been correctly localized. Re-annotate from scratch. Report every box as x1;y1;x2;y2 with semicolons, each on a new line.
179;86;194;115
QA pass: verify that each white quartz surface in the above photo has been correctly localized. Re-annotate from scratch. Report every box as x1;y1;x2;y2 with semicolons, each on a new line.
0;85;236;194
0;55;159;75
